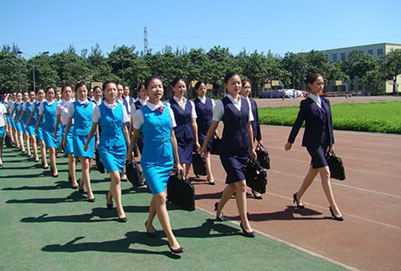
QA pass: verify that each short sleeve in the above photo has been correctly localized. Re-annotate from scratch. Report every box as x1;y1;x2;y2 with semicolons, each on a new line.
67;103;75;117
92;105;101;123
247;98;254;122
130;103;137;118
22;103;27;111
39;103;44;115
167;106;177;128
190;101;197;118
122;105;129;123
56;104;62;115
212;100;224;121
133;109;144;129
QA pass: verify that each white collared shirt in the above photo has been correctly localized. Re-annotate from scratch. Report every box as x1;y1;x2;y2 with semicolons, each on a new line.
309;93;322;108
133;101;176;129
56;99;75;125
38;100;56;115
197;96;216;108
165;96;197;118
130;98;148;118
213;94;254;122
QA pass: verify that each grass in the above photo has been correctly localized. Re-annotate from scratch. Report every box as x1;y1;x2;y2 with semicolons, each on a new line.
258;101;401;134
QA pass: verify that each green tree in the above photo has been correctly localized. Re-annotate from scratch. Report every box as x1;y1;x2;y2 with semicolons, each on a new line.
380;49;401;94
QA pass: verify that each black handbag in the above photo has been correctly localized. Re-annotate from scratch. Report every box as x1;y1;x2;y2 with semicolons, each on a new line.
245;158;267;194
256;143;270;170
5;134;12;148
211;136;221;155
167;173;195;211
326;151;346;180
126;160;143;187
192;151;207;176
95;148;105;174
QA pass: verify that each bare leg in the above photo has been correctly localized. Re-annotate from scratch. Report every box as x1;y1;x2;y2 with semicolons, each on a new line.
319;166;342;217
49;147;58;176
234;180;252;232
80;157;94;200
146;196;157;231
12;128;19;148
296;166;319;205
153;192;181;250
0;138;3;165
216;183;236;217
109;171;125;219
68;154;77;187
184;163;191;179
40;140;48;168
18;131;24;152
205;152;215;183
30;135;38;161
24;133;31;156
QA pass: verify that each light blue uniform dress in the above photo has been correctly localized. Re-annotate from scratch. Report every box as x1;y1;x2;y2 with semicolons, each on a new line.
57;100;74;154
15;102;23;132
140;105;174;195
24;101;36;136
34;101;44;141
41;100;61;148
97;102;126;173
71;100;95;158
4;102;11;128
10;101;16;129
0;103;6;138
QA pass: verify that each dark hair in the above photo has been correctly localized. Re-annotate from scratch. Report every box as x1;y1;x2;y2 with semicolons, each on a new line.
194;81;205;90
304;73;323;85
242;79;252;87
102;81;116;90
61;85;71;93
144;76;162;89
223;72;241;83
75;82;86;91
45;87;54;93
93;86;102;92
36;88;44;94
171;78;185;87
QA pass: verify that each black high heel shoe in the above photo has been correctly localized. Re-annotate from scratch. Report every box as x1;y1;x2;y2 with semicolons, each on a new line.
252;190;263;200
168;244;184;254
329;207;344;221
145;221;158;238
106;193;113;209
214;202;225;221
117;217;127;223
293;193;304;209
240;223;255;238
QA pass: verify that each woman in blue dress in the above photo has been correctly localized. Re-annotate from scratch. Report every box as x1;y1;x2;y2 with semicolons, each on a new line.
35;87;61;177
240;80;264;199
85;81;130;221
201;72;257;238
193;81;216;184
27;89;48;168
65;83;96;202
14;93;25;152
127;76;184;254
9;93;19;148
21;91;38;161
18;92;31;157
167;78;200;180
58;86;77;188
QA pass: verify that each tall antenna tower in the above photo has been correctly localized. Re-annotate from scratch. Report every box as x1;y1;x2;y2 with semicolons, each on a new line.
144;27;148;54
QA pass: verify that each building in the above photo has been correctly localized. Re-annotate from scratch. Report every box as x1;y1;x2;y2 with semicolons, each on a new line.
320;43;401;93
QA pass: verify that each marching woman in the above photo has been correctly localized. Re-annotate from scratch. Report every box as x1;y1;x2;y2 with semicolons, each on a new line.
201;72;256;238
27;89;48;168
0;97;7;167
4;94;13;145
193;81;216;185
284;73;343;221
92;86;103;106
167;78;200;180
129;83;147;153
35;87;60;177
21;91;38;161
9;92;18;148
58;86;77;188
65;83;96;202
14;93;25;152
240;80;263;199
127;76;184;253
85;81;130;221
19;92;30;156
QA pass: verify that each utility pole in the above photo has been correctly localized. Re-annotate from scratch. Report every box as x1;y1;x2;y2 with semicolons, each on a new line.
144;27;148;54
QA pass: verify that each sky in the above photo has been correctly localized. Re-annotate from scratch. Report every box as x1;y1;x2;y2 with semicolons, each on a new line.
1;0;401;58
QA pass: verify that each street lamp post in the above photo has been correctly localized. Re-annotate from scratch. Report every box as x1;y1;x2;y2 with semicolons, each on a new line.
17;51;49;91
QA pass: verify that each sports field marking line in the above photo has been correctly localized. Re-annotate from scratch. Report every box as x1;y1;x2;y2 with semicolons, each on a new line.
196;205;358;271
269;169;401;200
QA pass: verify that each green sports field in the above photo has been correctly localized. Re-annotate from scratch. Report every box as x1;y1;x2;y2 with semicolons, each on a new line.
0;147;348;271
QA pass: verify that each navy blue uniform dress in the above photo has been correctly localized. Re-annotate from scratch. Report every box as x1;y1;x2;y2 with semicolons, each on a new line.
287;96;334;168
249;97;262;142
169;98;194;164
194;97;213;151
219;96;251;184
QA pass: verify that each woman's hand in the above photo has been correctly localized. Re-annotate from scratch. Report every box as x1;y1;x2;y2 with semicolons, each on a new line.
194;141;201;151
284;142;292;151
176;163;184;176
251;149;257;159
83;143;88;152
126;151;133;162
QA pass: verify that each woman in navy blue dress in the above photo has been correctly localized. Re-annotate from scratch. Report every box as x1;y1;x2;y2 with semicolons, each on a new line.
85;81;130;221
285;73;343;221
201;72;257;237
35;87;60;177
127;76;184;254
193;81;215;185
240;80;264;199
65;83;96;202
167;78;200;180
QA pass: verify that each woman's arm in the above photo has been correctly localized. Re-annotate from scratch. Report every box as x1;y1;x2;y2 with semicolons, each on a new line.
285;100;307;151
25;110;34;130
34;115;43;134
191;118;200;150
83;122;98;151
54;114;62;139
127;128;140;161
247;122;256;158
63;117;73;147
200;120;219;156
171;130;183;174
